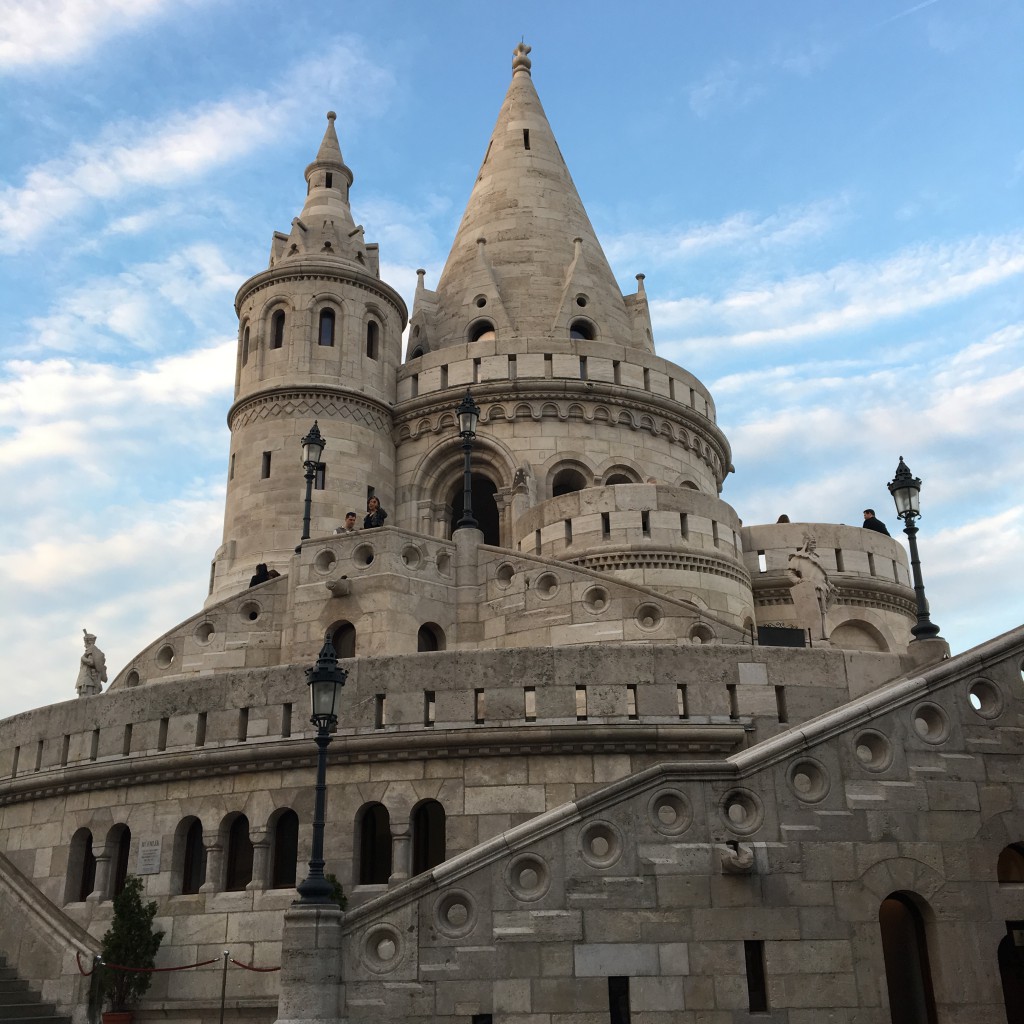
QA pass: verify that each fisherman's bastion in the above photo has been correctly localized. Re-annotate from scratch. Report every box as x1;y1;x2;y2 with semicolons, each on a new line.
1;43;1023;1024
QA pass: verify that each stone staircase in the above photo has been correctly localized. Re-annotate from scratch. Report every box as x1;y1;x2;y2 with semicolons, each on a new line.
0;956;71;1024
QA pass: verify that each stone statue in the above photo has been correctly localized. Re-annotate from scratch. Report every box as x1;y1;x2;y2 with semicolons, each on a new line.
76;630;107;697
786;536;837;641
511;465;531;494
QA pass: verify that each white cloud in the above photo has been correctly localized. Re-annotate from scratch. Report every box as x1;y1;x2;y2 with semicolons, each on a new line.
0;0;186;71
688;60;765;119
654;232;1024;348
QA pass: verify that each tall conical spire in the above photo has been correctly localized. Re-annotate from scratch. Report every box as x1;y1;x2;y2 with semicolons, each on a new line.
422;42;637;351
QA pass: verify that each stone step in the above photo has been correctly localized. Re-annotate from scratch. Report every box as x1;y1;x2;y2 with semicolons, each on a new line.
0;1005;61;1019
0;1017;71;1024
0;989;36;1005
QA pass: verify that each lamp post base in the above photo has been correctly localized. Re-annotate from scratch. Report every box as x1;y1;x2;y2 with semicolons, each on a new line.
275;902;345;1024
903;636;951;671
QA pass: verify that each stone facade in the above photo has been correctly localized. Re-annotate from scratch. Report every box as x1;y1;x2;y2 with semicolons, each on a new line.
1;41;1022;1024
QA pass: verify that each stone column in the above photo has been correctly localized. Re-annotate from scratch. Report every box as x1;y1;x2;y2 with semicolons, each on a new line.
87;854;111;903
274;903;345;1024
389;822;410;885
248;833;271;892
199;842;223;894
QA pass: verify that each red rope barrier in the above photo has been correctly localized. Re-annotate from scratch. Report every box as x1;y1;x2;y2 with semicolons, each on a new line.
100;957;221;973
230;958;281;973
76;951;98;976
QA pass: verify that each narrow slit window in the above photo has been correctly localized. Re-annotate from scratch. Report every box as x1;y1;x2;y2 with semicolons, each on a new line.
626;684;638;720
229;453;235;480
313;463;326;490
641;510;651;537
60;735;70;767
271;310;285;349
410;373;419;397
564;519;573;546
11;746;19;777
195;712;207;747
576;686;588;721
680;513;689;539
261;451;272;479
474;689;485;725
35;739;43;771
643;368;651;391
775;686;788;723
440;365;449;389
892;558;899;580
122;724;132;757
374;694;386;729
237;708;249;742
281;703;292;739
744;940;768;1012
757;551;767;573
325;172;333;188
544;353;553;378
868;552;876;576
608;976;631;1024
835;548;845;572
90;729;99;761
366;320;379;359
524;687;536;722
712;521;720;548
523;128;531;150
534;529;541;554
602;512;611;539
669;378;676;400
157;718;168;751
677;684;689;719
424;691;435;727
613;360;621;385
473;357;481;382
727;684;739;720
508;354;517;379
241;326;250;366
318;309;335;347
689;387;696;407
579;356;588;380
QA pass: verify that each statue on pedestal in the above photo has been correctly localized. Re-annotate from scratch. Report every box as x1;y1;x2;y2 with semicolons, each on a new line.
76;630;107;697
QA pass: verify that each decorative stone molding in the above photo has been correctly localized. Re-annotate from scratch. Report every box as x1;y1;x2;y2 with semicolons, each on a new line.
568;549;751;587
228;387;392;433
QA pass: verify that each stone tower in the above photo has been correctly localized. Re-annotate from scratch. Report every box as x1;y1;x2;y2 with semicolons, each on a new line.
209;113;408;602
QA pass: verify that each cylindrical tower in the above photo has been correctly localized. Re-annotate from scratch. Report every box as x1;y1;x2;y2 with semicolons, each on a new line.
209;113;407;603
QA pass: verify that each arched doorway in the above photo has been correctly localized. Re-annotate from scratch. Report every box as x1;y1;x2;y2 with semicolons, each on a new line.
879;892;937;1023
449;475;500;546
999;929;1024;1022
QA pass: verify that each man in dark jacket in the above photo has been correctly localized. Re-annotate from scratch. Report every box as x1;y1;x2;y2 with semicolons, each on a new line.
862;509;890;536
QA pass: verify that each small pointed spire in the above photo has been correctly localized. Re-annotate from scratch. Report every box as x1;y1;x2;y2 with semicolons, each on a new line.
512;41;532;76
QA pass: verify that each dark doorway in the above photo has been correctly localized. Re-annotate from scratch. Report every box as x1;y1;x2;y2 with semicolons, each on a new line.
450;475;499;545
411;800;446;875
224;814;254;891
271;810;299;889
1000;928;1024;1023
879;893;937;1023
111;825;131;898
358;803;392;884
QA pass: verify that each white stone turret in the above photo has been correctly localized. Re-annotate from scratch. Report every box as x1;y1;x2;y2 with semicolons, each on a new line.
209;113;407;603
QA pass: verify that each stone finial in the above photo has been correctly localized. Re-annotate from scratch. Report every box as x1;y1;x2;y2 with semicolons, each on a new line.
326;110;336;122
76;629;107;698
719;841;755;875
636;273;646;294
512;41;532;76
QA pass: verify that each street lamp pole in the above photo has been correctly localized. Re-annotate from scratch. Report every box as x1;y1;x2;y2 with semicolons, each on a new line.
297;421;326;552
455;390;481;531
887;456;942;641
295;634;348;905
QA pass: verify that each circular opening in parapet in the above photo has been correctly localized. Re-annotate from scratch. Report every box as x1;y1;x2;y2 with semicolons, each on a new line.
648;789;693;837
434;889;477;939
578;821;623;869
504;853;550;902
436;552;451;577
239;601;261;623
635;603;663;631
361;925;402;974
125;670;140;688
913;702;950;744
474;295;487;308
313;549;337;575
968;678;1002;719
535;572;559;598
853;730;892;772
155;645;175;669
788;758;830;803
689;623;714;645
401;545;423;570
583;585;609;613
193;622;215;645
495;562;515;588
575;294;588;308
353;544;375;568
720;789;763;835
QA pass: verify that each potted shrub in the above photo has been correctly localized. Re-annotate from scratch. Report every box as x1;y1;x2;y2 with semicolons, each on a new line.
99;875;164;1024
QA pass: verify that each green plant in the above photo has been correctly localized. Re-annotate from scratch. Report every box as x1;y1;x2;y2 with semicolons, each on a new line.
324;872;347;911
99;876;164;1012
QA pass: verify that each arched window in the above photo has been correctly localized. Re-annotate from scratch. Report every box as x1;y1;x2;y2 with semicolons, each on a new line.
331;621;356;659
552;467;589;497
318;309;335;347
998;844;1024;882
366;320;379;359
357;803;392;885
469;320;495;344
241;325;250;367
409;347;424;360
411;800;446;876
224;814;254;891
605;474;633;485
569;319;595;341
178;817;206;895
417;624;446;652
65;828;96;903
878;892;937;1024
449;475;500;546
270;809;299;889
108;824;131;899
271;310;285;350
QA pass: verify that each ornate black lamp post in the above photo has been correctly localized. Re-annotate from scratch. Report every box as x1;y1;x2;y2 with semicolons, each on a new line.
295;634;348;904
887;457;942;640
297;421;326;551
455;390;481;531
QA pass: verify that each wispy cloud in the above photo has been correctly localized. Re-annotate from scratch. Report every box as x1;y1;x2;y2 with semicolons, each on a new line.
0;0;188;72
688;60;765;119
654;232;1024;348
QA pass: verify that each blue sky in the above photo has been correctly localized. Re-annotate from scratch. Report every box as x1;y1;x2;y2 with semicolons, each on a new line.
1;0;1022;719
